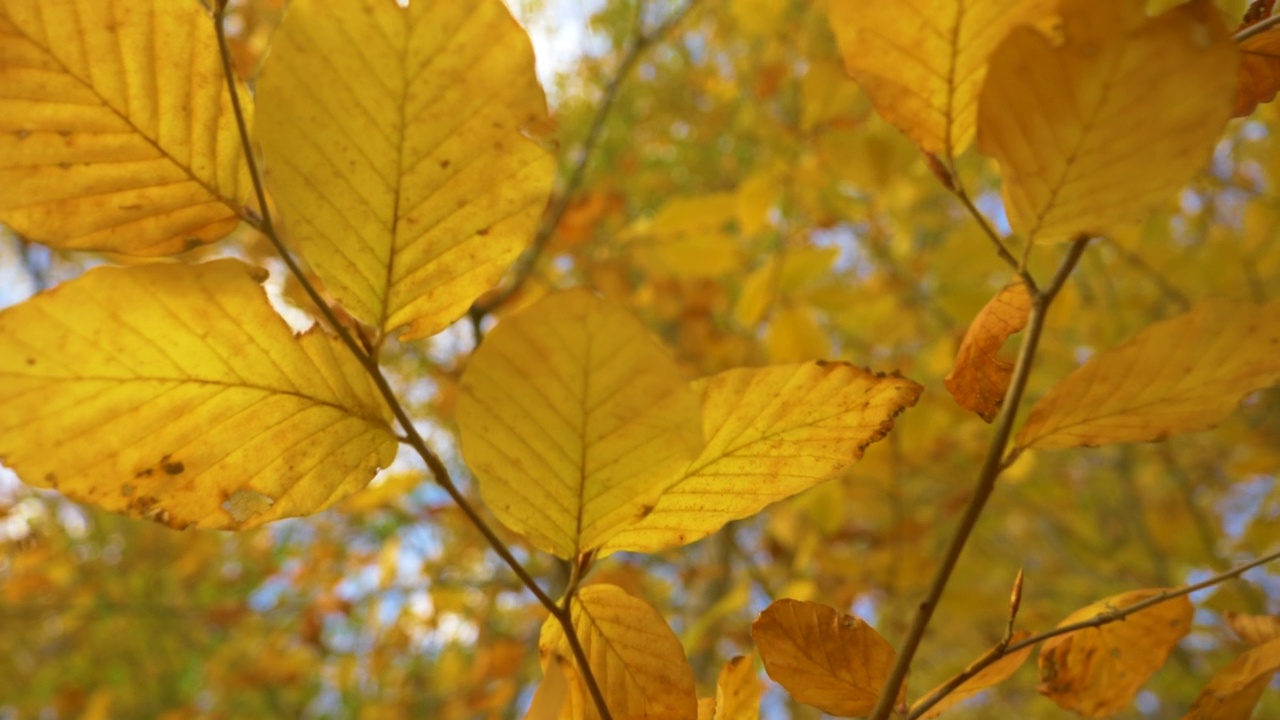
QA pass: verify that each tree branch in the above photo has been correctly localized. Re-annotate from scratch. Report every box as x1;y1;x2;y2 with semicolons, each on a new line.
1236;12;1280;43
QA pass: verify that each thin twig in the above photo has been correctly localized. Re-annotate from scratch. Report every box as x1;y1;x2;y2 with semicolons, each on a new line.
1236;12;1280;43
869;237;1091;720
211;10;612;718
907;547;1280;719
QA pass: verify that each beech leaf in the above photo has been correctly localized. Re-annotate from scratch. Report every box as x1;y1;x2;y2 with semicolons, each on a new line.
944;281;1032;422
1234;11;1280;117
915;631;1034;719
1183;636;1280;720
1225;611;1280;647
715;655;762;720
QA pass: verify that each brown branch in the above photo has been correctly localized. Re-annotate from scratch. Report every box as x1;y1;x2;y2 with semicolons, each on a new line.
869;237;1091;720
211;10;612;719
1236;12;1280;42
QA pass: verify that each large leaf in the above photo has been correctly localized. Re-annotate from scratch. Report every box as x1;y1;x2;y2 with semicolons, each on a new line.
457;289;703;559
604;362;921;554
0;0;253;254
0;259;398;529
978;0;1237;243
1016;299;1280;451
256;0;555;341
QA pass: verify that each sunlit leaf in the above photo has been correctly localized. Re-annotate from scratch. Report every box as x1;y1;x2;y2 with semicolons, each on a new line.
1225;611;1280;646
1016;299;1280;450
715;655;761;720
0;0;253;254
752;599;903;717
457;289;702;558
978;0;1237;243
0;259;398;529
256;0;554;341
526;654;579;720
915;631;1034;719
944;281;1031;422
1183;636;1280;720
540;584;698;720
1038;589;1192;717
604;362;922;554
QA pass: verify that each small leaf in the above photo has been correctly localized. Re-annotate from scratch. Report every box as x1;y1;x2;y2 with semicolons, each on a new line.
715;655;761;720
1015;299;1280;450
1234;9;1280;117
604;362;922;554
256;0;554;341
540;584;698;720
0;259;398;529
1038;589;1192;718
457;289;703;559
526;654;579;720
915;631;1034;719
1183;636;1280;720
1225;611;1280;647
944;282;1032;422
752;599;903;717
0;0;254;254
978;0;1238;243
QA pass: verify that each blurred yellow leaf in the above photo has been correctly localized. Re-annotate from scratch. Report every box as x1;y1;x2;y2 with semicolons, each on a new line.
752;599;903;717
828;0;1052;156
0;259;397;529
1235;15;1280;117
766;303;829;362
715;655;761;720
1225;611;1280;646
1016;299;1280;450
626;194;745;278
256;0;554;340
697;697;716;720
915;631;1034;719
945;281;1032;422
604;362;922;553
978;0;1237;243
0;0;253;254
526;655;578;720
1038;589;1193;717
1183;636;1280;719
540;584;697;720
457;289;702;558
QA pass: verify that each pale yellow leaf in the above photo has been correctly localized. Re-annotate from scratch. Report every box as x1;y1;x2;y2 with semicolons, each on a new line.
752;599;903;717
604;362;922;553
1225;611;1280;647
626;194;745;279
715;655;761;720
540;584;697;720
1038;589;1193;718
1183;636;1280;720
457;289;703;558
1016;299;1280;450
915;631;1034;719
765;304;828;363
0;259;398;529
828;0;1052;156
256;0;554;340
0;0;253;254
944;282;1032;422
978;0;1238;243
526;654;580;720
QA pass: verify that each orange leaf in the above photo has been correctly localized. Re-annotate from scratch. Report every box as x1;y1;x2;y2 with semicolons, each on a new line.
1224;611;1280;647
1183;636;1280;719
944;282;1032;422
1235;23;1280;117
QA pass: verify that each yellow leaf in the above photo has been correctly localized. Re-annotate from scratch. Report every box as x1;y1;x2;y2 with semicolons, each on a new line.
603;362;922;554
1016;299;1280;450
697;697;716;720
1038;589;1193;718
978;0;1238;243
915;631;1034;719
0;0;253;254
457;289;702;558
828;0;1052;157
765;303;828;363
540;584;697;720
526;654;579;720
752;599;903;717
715;655;761;720
1183;636;1280;720
256;0;554;341
1225;611;1280;647
733;257;780;328
626;194;745;279
944;281;1032;422
0;259;398;529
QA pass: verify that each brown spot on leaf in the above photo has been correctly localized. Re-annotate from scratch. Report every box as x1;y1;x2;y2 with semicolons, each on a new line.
183;237;203;251
134;468;154;478
476;226;491;237
162;460;185;476
44;472;58;487
439;159;451;169
122;482;135;497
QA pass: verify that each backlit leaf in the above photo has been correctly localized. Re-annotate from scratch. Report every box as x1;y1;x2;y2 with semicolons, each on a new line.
457;289;702;559
0;259;397;529
715;655;761;720
256;0;554;341
1225;611;1280;646
752;599;903;717
1038;589;1192;717
978;0;1237;243
944;281;1032;422
1234;10;1280;117
0;0;253;254
603;362;922;554
1183;636;1280;720
1016;299;1280;450
540;584;697;720
915;631;1034;719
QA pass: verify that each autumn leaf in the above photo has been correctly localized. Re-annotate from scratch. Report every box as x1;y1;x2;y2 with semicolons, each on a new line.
1015;299;1280;450
539;584;698;720
827;0;1052;158
1234;3;1280;117
456;289;703;559
978;0;1238;243
1038;589;1193;718
0;0;253;254
256;0;554;341
715;655;761;720
914;631;1034;719
944;281;1032;422
526;654;578;720
1183;636;1280;719
752;599;903;717
0;259;398;530
1225;611;1280;646
603;362;922;554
